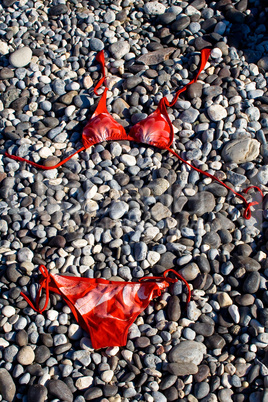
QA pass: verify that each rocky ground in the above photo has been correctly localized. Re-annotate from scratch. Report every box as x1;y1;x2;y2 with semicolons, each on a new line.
0;0;268;401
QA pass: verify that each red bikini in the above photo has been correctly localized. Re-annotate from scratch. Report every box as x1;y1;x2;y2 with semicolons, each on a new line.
21;265;190;349
11;48;265;348
5;49;263;219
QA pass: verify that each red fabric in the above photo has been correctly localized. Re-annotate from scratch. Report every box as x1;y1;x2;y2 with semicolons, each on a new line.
21;266;190;349
4;48;264;219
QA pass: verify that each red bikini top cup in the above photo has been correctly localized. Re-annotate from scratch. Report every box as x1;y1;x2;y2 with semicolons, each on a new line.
5;49;263;219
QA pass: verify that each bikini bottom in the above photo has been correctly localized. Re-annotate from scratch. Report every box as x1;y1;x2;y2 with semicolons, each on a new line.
21;266;190;349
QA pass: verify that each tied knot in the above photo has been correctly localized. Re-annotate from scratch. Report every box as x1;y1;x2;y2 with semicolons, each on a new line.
243;186;264;220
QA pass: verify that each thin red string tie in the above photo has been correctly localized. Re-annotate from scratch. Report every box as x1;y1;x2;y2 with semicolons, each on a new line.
167;148;264;220
163;269;191;304
4;146;85;170
20;265;51;314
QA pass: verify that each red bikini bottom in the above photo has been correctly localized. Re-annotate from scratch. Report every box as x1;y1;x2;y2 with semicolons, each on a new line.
21;266;190;349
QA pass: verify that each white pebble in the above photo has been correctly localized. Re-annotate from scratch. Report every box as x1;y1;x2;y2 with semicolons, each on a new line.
47;310;58;321
75;376;93;390
211;48;222;59
121;350;133;361
2;306;16;318
0;41;9;55
228;305;240;324
72;239;88;248
65;105;76;117
106;346;120;356
101;370;114;383
39;146;52;158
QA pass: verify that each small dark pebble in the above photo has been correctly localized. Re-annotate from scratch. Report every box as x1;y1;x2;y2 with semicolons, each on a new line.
27;364;44;376
40;333;53;348
49;4;68;15
243;272;260;294
16;329;28;346
84;386;103;400
167;295;181;321
27;384;48;402
0;368;16;402
205;334;226;350
47;379;73;402
135;337;150;348
35;345;51;364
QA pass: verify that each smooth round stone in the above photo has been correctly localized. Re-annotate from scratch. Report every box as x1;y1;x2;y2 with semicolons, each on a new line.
149;178;169;196
72;239;88;248
228;305;240;323
179;262;200;281
210;47;222;59
187;82;203;99
172;15;190;31
194;381;210;399
84;387;103;400
101;370;114;383
167;295;181;321
189;22;201;33
151;391;167;402
187;191;215;216
205;334;226;350
2;305;16;317
27;384;48;402
258;56;268;71
135;337;150;348
151;203;172;221
235;294;255;306
207;105;227;121
17;346;35;365
65;105;76;117
14;317;27;330
17;247;34;262
218;389;234;401
0;369;16;402
168;340;206;365
144;1;166;14
218;292;233;307
89;38;103;51
120;154;136;166
47;379;73;402
48;4;68;15
9;46;32;67
109;41;130;60
192;323;214;337
75;376;93;390
109;201;129;219
16;330;28;347
222;139;260;164
179;108;199;123
243;272;261;294
183;328;196;340
35;346;50;364
202;232;221;248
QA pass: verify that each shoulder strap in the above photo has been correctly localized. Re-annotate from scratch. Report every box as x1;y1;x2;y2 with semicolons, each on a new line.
94;50;107;95
168;48;211;107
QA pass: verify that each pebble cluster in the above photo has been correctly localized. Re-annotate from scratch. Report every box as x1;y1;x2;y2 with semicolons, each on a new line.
0;0;268;401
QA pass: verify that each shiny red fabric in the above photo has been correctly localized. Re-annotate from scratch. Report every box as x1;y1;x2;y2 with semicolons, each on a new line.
21;266;191;349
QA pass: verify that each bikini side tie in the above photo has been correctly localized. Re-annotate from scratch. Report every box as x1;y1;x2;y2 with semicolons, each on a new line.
139;268;191;305
20;265;51;314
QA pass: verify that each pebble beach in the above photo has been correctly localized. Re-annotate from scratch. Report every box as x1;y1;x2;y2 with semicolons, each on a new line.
0;0;268;401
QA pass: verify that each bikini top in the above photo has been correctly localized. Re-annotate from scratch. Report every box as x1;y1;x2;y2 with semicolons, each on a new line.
5;49;263;219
